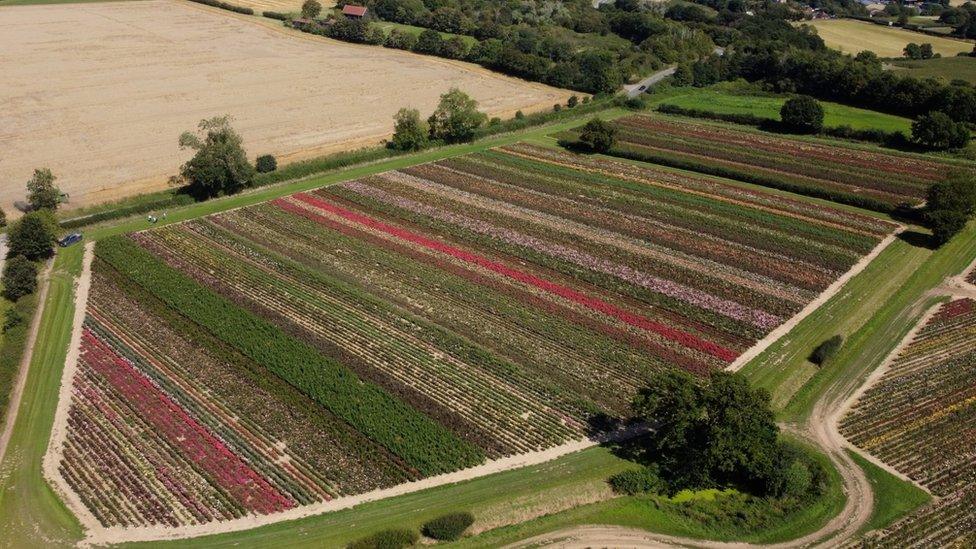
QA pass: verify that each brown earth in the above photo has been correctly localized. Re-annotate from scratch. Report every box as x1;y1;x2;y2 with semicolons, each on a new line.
0;0;569;217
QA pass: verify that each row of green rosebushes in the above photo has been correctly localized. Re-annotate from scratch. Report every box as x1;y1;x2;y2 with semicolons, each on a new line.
96;236;484;476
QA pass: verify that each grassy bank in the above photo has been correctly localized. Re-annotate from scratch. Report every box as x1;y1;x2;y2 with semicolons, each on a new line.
848;450;931;536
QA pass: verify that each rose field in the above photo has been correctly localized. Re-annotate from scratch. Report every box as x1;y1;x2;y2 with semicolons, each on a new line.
841;298;976;547
56;144;896;530
567;114;971;212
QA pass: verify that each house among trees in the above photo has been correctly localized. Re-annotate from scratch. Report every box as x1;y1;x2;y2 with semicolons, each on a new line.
341;4;367;18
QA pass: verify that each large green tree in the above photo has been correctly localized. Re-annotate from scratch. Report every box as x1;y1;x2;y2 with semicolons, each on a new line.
177;116;256;200
631;370;781;494
912;111;970;150
780;96;824;134
26;168;61;212
7;211;57;261
925;171;976;245
427;88;487;143
2;255;37;302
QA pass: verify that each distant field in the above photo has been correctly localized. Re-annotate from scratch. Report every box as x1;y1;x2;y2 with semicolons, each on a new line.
0;0;567;218
232;0;331;14
575;114;968;211
374;21;479;47
890;56;976;84
805;19;973;58
656;88;912;133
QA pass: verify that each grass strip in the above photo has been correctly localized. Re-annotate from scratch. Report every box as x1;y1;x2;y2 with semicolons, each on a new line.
847;450;931;536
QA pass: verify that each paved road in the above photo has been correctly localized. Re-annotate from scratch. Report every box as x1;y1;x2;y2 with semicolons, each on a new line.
624;46;725;98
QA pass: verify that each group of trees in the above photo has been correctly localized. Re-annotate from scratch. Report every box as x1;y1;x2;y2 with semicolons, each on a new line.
176;116;279;199
617;369;825;500
903;42;936;60
2;170;63;306
389;88;487;151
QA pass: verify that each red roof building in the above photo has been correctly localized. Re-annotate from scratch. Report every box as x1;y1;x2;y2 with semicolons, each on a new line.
341;5;367;18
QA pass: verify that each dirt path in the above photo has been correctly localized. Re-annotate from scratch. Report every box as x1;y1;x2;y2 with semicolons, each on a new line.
0;258;53;467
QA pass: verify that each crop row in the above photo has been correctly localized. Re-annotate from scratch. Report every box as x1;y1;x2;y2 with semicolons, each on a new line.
841;299;976;547
590;115;964;211
95;236;484;476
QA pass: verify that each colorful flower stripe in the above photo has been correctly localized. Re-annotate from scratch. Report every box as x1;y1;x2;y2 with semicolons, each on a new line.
80;328;295;515
278;194;739;362
342;180;782;330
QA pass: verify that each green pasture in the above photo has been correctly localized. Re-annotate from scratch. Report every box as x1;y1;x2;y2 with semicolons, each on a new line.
374;21;478;47
652;87;913;133
890;55;976;85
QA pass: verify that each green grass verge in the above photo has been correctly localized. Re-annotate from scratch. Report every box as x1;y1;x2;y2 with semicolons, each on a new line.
0;246;84;546
454;436;844;547
847;450;931;535
651;87;913;134
889;55;976;85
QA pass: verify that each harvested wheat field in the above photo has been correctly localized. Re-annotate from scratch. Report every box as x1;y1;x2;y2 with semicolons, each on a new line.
0;0;568;216
805;19;974;58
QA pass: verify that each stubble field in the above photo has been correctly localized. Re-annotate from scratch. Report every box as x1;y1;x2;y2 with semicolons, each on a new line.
0;0;567;216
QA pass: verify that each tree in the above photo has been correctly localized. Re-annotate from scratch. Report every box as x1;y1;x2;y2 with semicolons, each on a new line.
255;155;277;173
630;370;781;494
920;43;935;59
26;168;61;212
177;116;256;199
904;42;923;59
912;111;970;150
577;118;616;153
414;28;444;55
300;0;321;19
810;335;843;365
780;96;824;134
925;171;976;245
427;88;486;143
7;211;57;261
2;255;37;302
389;108;429;151
576;50;622;94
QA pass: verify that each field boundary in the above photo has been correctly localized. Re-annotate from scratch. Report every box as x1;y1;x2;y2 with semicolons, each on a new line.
729;228;903;371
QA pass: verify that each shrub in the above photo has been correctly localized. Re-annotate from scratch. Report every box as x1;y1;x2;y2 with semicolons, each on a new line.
0;207;6;228
389;108;429;151
912;111;970;150
568;95;579;108
347;528;419;549
188;0;254;15
384;28;417;50
7;211;57;261
514;110;525;120
262;10;289;20
255;154;278;173
421;512;475;541
3;308;23;333
300;0;321;19
577;118;616;153
609;466;665;495
780;96;824;134
2;256;37;302
810;335;843;365
553;103;562;112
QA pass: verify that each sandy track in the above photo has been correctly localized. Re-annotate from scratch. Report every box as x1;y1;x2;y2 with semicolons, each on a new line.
0;0;568;217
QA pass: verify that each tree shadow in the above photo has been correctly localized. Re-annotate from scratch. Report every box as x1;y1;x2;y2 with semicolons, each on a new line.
897;230;938;250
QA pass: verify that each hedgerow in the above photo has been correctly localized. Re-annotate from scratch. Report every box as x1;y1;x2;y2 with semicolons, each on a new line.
188;0;254;15
95;236;484;475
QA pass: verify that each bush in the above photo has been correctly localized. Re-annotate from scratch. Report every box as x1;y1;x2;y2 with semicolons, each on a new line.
427;88;486;143
609;466;665;495
780;96;824;134
7;211;57;261
577;118;617;153
421;512;475;541
912;111;970;150
187;0;254;15
568;95;579;108
301;0;321;18
347;528;419;549
384;28;417;50
3;308;23;333
255;154;278;173
2;256;38;302
810;335;843;365
514;110;525;120
0;207;6;228
262;10;289;20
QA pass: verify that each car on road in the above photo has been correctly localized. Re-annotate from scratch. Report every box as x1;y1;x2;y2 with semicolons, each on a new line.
58;232;83;247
